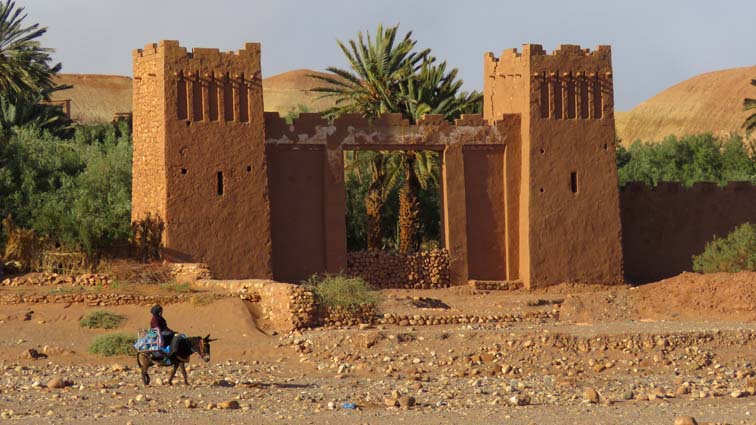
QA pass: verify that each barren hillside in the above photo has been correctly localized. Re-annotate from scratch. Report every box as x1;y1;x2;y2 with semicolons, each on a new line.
262;69;341;116
616;66;756;145
50;74;132;124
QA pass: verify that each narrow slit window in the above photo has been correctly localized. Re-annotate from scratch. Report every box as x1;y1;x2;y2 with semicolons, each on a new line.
539;77;549;118
176;74;188;120
217;171;224;196
570;171;578;193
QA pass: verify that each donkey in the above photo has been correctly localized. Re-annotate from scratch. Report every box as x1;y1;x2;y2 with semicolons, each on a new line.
136;334;214;386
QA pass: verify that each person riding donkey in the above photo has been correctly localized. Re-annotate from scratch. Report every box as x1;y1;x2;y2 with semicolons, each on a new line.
150;304;181;358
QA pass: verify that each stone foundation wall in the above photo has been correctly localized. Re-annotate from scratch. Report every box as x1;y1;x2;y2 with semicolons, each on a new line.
169;263;212;282
0;292;227;306
468;280;524;291
347;249;450;289
193;279;317;332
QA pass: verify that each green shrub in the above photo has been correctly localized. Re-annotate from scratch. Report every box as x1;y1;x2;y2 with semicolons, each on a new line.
0;122;132;258
88;332;136;357
617;133;756;187
693;223;756;273
79;310;125;329
305;274;381;310
160;282;192;292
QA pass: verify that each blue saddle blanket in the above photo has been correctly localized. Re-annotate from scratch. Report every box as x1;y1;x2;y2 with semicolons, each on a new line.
134;329;186;353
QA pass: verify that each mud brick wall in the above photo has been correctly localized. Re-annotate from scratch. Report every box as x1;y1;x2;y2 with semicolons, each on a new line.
194;279;317;332
347;249;450;289
621;181;756;283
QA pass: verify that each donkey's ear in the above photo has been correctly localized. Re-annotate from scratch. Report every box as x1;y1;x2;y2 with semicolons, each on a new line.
204;334;210;340
208;338;218;342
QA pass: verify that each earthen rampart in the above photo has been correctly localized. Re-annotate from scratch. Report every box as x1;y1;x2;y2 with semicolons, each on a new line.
264;111;522;286
621;181;756;283
133;41;625;290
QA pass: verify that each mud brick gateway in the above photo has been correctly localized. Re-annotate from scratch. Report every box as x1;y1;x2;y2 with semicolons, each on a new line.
131;41;756;288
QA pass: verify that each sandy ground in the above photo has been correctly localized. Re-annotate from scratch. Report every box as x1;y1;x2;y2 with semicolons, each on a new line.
3;273;756;424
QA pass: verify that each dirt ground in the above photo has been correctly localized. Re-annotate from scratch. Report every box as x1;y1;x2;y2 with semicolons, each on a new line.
3;273;756;424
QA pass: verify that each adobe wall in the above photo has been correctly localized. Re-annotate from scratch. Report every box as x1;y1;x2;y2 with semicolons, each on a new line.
621;182;756;283
485;44;623;288
132;41;273;279
266;145;326;283
264;112;521;285
132;46;166;222
463;146;508;280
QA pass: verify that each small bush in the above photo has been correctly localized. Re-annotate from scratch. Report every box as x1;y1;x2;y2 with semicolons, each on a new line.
80;310;125;329
693;223;756;273
190;294;215;306
305;274;381;310
130;213;164;262
160;282;192;293
89;332;136;357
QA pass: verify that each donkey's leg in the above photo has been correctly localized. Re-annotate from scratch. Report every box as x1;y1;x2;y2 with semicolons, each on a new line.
138;354;150;386
180;362;188;385
168;363;178;385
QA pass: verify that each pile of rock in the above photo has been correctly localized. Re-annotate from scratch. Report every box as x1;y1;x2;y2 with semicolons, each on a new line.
1;272;111;287
318;309;556;329
375;311;556;327
289;286;318;330
347;249;450;289
468;280;523;291
169;263;211;282
320;304;377;327
0;292;227;306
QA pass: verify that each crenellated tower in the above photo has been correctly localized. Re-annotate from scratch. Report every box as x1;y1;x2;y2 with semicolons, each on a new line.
132;40;273;279
484;44;623;287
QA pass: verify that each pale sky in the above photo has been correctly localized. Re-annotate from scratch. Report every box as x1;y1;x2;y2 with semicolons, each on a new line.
22;0;756;111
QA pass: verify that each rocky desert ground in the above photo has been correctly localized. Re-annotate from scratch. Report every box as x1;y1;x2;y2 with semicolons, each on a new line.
3;272;756;424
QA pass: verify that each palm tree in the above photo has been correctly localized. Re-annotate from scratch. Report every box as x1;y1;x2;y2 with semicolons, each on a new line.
311;24;430;121
0;86;72;136
315;25;481;252
0;1;61;100
744;79;756;136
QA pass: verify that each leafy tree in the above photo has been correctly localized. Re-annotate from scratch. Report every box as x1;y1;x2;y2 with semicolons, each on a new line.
0;122;132;259
315;25;479;252
744;79;756;136
311;24;430;121
0;1;61;100
693;223;756;273
0;86;72;136
617;133;756;187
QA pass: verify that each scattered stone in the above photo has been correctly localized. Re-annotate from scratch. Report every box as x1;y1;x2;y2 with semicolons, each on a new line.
218;400;239;410
673;416;698;425
622;390;634;400
184;399;197;409
46;377;70;389
510;394;531;406
398;395;416;408
384;398;398;407
583;387;600;403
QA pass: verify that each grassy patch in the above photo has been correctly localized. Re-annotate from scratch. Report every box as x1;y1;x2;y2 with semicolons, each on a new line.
47;286;87;295
190;293;215;306
79;310;125;329
159;282;192;293
88;332;136;357
693;223;756;273
305;274;381;311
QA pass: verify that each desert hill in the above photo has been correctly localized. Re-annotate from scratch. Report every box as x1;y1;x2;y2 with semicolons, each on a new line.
262;69;341;116
616;66;756;145
50;74;133;124
47;70;342;123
